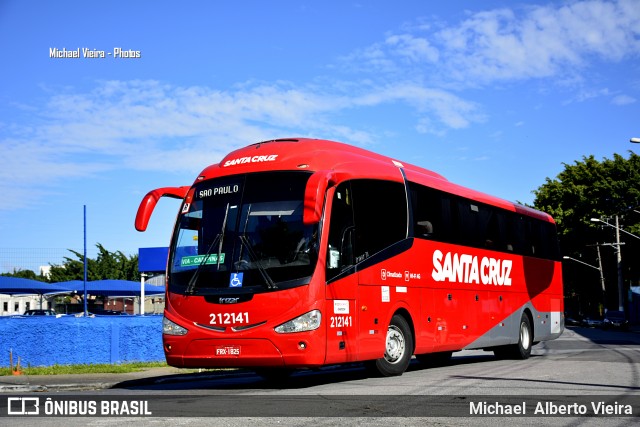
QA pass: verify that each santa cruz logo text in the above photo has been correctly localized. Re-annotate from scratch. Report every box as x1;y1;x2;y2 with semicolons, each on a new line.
431;250;512;286
222;154;278;167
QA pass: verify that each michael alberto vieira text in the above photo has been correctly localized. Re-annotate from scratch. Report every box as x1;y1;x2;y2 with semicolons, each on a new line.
470;400;633;416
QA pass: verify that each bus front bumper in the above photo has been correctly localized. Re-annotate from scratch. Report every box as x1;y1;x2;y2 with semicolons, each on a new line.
163;335;326;369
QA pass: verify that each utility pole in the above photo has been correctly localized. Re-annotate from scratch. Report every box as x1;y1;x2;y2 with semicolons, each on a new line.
586;243;607;313
595;244;605;296
615;215;623;312
591;216;634;313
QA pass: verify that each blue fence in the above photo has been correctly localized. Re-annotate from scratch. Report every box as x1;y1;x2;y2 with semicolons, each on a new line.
0;315;164;368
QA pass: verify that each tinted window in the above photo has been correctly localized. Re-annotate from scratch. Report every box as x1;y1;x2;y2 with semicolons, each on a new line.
326;179;408;281
351;180;407;260
409;181;560;260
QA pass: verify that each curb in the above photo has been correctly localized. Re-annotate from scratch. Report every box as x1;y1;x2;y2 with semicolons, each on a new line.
0;370;250;393
0;383;113;393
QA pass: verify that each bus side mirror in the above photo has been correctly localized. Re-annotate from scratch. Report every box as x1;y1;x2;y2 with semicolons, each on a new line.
303;171;334;225
135;186;189;232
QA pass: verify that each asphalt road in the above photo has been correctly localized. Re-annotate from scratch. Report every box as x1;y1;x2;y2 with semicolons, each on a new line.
3;325;640;426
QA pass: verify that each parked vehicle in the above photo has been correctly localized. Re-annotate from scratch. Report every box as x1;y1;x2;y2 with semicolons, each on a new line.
24;309;57;316
564;313;581;326
602;311;629;331
90;309;128;316
581;317;602;328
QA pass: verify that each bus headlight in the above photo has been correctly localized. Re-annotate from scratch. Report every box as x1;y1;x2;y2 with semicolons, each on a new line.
275;310;321;333
163;316;188;336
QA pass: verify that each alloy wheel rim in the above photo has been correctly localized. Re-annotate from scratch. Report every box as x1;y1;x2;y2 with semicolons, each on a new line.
385;325;405;363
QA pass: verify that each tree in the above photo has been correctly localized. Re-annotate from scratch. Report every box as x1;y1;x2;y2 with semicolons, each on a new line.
47;243;140;283
532;152;640;314
1;269;48;282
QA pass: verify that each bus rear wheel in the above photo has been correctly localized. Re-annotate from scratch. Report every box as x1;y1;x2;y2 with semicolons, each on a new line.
373;314;413;377
494;313;533;360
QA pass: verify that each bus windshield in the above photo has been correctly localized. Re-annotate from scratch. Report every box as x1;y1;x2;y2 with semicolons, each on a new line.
169;171;318;294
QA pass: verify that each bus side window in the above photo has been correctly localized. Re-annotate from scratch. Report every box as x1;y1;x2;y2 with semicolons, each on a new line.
508;215;529;257
350;179;407;259
326;179;407;282
326;183;355;281
409;182;443;241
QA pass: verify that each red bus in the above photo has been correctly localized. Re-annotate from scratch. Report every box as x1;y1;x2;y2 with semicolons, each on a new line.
135;138;564;377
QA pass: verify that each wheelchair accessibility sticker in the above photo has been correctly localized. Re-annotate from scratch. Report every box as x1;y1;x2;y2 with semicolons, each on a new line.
230;273;243;288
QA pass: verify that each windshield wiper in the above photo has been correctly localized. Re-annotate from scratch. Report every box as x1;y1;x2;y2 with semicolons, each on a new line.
239;235;277;290
185;203;230;294
217;203;230;268
237;204;251;267
184;233;220;294
236;203;276;289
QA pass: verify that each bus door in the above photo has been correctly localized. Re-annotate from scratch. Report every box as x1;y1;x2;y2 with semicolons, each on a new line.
324;184;359;364
324;179;411;363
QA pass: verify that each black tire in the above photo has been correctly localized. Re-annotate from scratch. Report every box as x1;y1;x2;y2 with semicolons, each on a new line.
373;314;414;377
494;313;533;360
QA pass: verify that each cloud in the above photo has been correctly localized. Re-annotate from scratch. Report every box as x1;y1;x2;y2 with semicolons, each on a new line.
384;33;439;63
343;0;640;87
563;87;613;104
350;82;484;129
0;79;486;210
611;94;637;105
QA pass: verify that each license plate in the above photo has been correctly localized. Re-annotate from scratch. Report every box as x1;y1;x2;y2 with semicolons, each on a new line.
215;345;241;356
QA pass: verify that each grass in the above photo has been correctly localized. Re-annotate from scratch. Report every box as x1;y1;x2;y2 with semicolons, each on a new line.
0;361;168;376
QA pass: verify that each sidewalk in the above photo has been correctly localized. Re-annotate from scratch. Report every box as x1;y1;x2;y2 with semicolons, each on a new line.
0;366;222;393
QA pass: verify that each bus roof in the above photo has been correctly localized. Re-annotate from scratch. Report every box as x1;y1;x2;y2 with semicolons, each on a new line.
197;138;554;224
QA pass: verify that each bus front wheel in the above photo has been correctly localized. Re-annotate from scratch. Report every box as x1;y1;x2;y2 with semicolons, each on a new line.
373;314;414;377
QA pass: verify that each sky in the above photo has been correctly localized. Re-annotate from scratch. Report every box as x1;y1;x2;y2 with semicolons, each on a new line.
0;0;639;272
